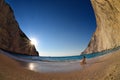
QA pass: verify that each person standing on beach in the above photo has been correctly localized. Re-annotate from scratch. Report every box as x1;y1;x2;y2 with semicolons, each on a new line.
80;55;86;65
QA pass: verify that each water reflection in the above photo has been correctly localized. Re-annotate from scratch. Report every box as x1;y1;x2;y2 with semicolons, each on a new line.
28;63;36;71
26;61;84;73
26;58;99;73
28;63;35;70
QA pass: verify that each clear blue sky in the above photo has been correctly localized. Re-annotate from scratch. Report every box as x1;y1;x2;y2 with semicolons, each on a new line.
6;0;96;56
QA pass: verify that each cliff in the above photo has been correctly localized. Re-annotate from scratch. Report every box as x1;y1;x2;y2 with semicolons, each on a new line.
0;0;39;56
83;0;120;54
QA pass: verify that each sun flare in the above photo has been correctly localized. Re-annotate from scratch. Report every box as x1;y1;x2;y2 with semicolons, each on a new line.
30;38;37;46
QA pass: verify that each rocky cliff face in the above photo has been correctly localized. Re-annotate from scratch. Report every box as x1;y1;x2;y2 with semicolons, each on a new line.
83;0;120;54
0;0;38;56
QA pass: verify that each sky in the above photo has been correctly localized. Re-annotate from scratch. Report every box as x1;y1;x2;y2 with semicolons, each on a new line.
6;0;96;56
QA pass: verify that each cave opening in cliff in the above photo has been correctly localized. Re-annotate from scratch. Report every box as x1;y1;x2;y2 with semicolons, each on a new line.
5;0;96;56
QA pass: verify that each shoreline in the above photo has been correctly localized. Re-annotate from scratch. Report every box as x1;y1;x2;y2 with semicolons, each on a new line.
0;50;120;80
0;49;100;73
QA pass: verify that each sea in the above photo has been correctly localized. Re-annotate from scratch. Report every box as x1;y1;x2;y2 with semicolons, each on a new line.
1;46;120;72
5;46;120;62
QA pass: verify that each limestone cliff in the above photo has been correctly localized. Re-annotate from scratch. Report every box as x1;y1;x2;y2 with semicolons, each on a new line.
0;0;39;55
83;0;120;54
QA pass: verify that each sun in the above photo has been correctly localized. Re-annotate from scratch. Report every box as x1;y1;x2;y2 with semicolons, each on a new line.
30;38;37;46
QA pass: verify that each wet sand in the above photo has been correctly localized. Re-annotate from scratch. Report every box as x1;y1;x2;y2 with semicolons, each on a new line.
0;50;120;80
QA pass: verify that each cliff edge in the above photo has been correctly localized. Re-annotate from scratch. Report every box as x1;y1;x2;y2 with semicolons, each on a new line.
83;0;120;54
0;0;39;56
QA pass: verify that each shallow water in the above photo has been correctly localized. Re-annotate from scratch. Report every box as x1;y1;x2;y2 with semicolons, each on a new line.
15;57;100;73
0;46;120;73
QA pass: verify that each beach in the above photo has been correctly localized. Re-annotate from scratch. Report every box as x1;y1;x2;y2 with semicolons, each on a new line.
0;50;120;80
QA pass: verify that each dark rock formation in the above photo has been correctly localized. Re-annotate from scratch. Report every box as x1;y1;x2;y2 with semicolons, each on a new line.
83;0;120;54
0;0;39;56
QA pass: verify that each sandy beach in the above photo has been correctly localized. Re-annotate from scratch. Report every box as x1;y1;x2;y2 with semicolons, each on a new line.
0;50;120;80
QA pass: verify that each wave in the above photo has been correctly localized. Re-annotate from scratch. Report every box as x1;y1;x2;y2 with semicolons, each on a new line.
1;46;120;63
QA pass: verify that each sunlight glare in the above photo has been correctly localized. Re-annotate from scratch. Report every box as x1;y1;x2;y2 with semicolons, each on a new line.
28;63;35;70
30;38;37;46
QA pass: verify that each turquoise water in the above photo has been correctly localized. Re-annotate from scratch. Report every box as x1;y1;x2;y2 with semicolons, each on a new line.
11;46;120;62
1;47;120;72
